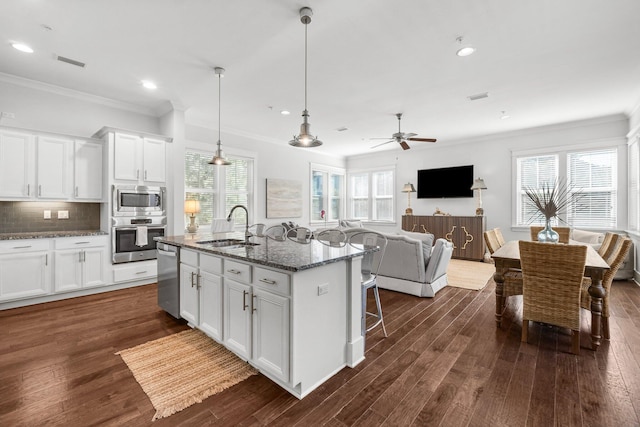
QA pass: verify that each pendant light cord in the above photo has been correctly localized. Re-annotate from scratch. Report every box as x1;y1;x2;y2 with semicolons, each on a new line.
304;22;308;112
218;72;222;146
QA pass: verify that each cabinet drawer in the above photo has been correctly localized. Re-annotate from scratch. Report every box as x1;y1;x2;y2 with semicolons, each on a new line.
113;260;157;283
54;235;108;250
253;267;291;297
0;239;50;254
181;249;198;267
200;253;222;274
224;259;251;284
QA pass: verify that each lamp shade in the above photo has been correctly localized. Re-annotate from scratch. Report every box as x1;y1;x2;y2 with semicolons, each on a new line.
470;178;487;190
184;199;201;215
402;183;416;193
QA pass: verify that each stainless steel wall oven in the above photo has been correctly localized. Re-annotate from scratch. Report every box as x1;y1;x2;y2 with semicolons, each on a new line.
112;217;166;264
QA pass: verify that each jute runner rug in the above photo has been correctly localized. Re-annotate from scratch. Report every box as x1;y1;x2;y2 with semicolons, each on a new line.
116;328;258;421
447;258;495;291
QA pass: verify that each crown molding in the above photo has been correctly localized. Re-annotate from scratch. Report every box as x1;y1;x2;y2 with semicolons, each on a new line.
0;72;158;117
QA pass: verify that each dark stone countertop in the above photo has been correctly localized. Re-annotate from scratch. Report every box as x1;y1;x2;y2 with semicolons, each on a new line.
0;230;108;240
156;232;373;272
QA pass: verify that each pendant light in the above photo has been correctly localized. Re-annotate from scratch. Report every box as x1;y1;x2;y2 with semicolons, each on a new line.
289;7;322;148
209;66;231;165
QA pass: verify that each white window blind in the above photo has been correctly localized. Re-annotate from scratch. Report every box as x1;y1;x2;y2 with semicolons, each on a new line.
184;150;216;227
348;168;395;221
516;155;558;226
567;148;617;228
225;157;253;227
629;139;639;231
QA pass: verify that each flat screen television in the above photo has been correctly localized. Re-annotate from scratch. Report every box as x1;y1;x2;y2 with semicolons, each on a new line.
417;165;474;198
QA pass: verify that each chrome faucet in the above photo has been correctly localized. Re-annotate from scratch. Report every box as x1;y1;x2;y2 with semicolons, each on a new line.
227;205;252;242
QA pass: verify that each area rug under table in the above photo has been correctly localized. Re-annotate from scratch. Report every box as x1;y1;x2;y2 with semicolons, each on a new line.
116;329;258;420
447;258;495;291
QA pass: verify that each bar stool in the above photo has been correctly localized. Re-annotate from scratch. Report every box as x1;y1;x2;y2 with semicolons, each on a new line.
348;230;388;337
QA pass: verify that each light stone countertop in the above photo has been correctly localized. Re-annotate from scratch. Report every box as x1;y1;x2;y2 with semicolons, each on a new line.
0;230;108;240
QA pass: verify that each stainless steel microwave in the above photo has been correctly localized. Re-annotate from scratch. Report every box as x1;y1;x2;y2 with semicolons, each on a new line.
113;185;165;216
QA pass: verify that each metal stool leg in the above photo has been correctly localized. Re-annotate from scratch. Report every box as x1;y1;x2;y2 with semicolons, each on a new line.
364;283;387;337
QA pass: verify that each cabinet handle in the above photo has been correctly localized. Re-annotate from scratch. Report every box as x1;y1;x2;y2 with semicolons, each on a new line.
137;169;140;179
75;241;91;245
75;186;79;197
242;290;249;311
135;270;148;275
27;184;30;196
252;294;257;312
196;274;201;289
12;245;32;249
45;254;48;266
227;269;241;275
82;251;86;262
144;170;148;180
259;278;277;285
190;271;196;287
79;252;83;263
38;185;42;196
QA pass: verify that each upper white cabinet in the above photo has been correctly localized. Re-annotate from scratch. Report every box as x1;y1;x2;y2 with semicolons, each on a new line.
0;129;33;199
114;133;166;184
0;127;104;201
37;135;72;199
74;139;104;200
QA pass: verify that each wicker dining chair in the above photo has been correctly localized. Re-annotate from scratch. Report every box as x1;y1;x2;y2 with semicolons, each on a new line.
495;227;506;247
530;226;571;244
581;236;632;340
519;240;587;355
483;229;502;254
597;232;621;260
485;229;524;311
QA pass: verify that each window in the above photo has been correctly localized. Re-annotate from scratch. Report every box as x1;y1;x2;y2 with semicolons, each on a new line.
348;167;395;222
628;137;639;231
184;149;254;229
514;146;618;228
310;164;345;224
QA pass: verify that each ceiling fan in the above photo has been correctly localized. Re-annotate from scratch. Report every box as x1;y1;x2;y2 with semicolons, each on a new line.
370;113;437;150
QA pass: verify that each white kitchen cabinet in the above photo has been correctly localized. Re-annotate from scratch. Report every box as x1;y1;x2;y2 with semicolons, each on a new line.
0;129;33;199
114;133;166;184
224;260;290;383
37;135;72;199
180;249;224;342
74;139;104;200
0;240;51;301
53;236;107;293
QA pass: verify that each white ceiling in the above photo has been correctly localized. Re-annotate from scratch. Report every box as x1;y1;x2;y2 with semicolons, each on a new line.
1;0;640;157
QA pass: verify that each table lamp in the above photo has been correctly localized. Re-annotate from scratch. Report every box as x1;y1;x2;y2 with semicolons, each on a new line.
184;199;201;233
470;178;487;216
401;183;416;215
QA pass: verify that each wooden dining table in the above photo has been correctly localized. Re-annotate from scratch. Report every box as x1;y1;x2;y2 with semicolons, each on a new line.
492;240;610;350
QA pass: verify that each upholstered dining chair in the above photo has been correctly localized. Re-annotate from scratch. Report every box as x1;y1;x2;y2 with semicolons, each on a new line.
286;226;313;244
264;224;287;241
530;226;571;243
519;240;588;355
348;230;388;337
581;236;632;340
315;228;347;247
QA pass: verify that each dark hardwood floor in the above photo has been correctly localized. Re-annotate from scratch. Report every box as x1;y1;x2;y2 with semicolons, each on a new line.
2;278;640;426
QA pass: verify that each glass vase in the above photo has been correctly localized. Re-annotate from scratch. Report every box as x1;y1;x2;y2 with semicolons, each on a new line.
537;218;559;243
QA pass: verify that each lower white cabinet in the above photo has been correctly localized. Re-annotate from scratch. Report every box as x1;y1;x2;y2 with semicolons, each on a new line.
224;261;290;384
54;236;108;293
180;249;223;342
0;240;51;301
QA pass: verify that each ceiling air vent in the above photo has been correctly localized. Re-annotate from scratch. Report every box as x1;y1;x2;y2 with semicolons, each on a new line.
56;55;86;68
468;92;489;101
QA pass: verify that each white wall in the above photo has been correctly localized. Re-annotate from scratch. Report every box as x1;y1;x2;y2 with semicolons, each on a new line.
347;114;630;242
626;99;640;282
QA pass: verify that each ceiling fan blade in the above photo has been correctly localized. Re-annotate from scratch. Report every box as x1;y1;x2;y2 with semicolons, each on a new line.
408;137;437;143
371;140;394;149
404;133;417;138
399;141;411;150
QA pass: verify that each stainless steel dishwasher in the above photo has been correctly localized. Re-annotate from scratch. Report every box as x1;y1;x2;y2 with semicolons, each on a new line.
157;242;181;318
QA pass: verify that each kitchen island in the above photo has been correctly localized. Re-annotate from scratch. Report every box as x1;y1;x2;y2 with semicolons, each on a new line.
156;232;372;399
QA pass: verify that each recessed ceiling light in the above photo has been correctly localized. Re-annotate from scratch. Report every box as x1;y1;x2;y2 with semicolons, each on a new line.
280;110;290;115
141;80;157;90
12;43;33;53
455;36;475;57
501;111;510;119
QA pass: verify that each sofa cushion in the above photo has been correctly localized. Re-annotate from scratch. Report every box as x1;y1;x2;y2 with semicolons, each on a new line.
399;230;435;266
571;229;604;245
340;219;363;229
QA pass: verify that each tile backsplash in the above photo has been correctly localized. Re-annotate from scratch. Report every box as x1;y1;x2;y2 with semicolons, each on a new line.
0;201;101;233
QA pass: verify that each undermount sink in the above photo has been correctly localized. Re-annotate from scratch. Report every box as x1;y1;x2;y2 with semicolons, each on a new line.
196;238;259;248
